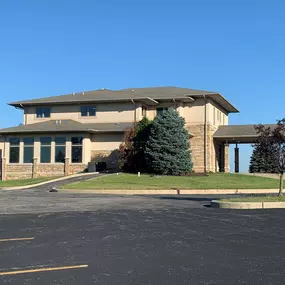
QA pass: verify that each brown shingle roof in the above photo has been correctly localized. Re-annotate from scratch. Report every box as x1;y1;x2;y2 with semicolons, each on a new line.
213;124;277;143
0;120;133;134
8;86;239;113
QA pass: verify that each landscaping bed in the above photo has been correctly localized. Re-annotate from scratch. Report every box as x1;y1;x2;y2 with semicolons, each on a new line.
60;173;279;190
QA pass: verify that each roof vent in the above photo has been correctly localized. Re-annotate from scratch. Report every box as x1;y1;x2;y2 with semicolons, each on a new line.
82;92;85;95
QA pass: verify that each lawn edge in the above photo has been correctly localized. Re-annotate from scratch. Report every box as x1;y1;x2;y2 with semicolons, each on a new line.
0;172;99;190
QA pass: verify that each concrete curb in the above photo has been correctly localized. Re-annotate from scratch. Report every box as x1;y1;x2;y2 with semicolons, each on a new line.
211;200;285;209
0;172;99;190
60;188;280;195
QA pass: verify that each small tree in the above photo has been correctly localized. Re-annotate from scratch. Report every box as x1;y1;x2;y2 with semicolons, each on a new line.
255;119;285;196
118;127;136;172
133;117;152;173
145;108;193;175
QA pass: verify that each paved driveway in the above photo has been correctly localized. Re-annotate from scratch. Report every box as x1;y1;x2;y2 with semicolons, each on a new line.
1;207;285;284
1;177;285;284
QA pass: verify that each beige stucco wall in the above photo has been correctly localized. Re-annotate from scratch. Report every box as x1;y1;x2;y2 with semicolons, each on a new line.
207;100;228;127
91;133;124;150
25;103;136;125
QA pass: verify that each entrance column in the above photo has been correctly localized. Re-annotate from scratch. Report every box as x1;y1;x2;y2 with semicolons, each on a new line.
234;143;240;173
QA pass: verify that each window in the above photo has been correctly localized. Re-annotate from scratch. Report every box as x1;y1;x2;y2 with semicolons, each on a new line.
80;106;96;117
23;137;34;163
156;107;168;116
142;106;147;117
36;107;51;118
9;138;20;163
71;136;83;163
40;137;51;163
55;137;66;163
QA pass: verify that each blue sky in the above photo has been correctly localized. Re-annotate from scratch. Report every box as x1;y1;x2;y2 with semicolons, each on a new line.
0;0;284;172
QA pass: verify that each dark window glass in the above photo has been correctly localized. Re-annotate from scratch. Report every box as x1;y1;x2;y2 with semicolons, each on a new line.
40;137;51;163
71;136;83;145
55;146;65;163
40;137;51;145
23;137;34;145
23;137;34;163
80;106;88;117
41;147;51;163
10;147;19;163
72;146;82;163
36;107;51;118
55;137;66;163
9;138;20;163
55;137;66;145
80;106;96;117
71;136;83;163
156;107;168;116
142;106;147;117
24;147;33;163
89;106;96;116
9;138;20;145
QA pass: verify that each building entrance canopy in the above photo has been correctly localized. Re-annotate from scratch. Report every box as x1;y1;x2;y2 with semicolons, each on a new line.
213;124;276;173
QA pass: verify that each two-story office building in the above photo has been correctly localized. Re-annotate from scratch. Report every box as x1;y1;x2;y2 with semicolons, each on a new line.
0;87;239;180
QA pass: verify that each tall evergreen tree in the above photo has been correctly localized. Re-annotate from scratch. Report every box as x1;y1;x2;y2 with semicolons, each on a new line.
249;144;278;173
145;108;193;175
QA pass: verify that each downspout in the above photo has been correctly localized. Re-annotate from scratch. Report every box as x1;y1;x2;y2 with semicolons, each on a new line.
203;95;207;173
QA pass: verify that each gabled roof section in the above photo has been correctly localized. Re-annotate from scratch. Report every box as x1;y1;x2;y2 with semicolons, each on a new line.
0;120;133;134
8;86;238;113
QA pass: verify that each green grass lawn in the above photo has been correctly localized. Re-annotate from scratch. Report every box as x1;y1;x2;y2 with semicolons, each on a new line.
220;196;285;202
61;173;280;190
0;176;61;187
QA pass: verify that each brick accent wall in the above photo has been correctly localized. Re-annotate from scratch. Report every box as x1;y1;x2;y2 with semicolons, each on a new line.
6;164;33;180
37;164;65;177
5;162;87;180
69;164;87;174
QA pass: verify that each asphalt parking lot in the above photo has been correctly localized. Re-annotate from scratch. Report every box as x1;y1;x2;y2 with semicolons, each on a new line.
1;188;285;284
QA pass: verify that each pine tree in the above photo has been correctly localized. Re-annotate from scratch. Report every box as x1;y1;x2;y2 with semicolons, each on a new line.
145;108;193;175
249;146;262;173
249;144;278;173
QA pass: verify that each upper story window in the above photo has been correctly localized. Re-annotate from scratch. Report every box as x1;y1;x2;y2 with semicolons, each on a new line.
36;107;51;118
156;107;168;116
81;106;96;117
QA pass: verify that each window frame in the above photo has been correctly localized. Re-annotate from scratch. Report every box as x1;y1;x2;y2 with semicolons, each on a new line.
80;106;96;117
36;107;51;119
9;138;20;164
55;136;66;163
71;136;83;163
40;137;52;163
23;137;34;164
